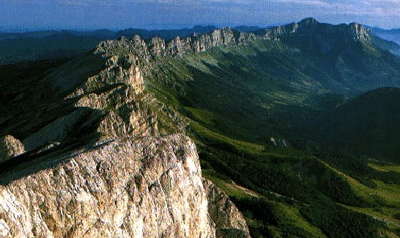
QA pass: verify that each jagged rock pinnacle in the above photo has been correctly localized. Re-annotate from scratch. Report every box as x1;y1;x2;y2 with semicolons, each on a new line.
349;22;371;41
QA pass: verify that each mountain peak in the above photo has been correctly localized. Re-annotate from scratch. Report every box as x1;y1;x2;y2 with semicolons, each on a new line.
298;17;319;25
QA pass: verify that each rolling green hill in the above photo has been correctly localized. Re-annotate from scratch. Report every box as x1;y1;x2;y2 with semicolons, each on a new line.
318;87;400;161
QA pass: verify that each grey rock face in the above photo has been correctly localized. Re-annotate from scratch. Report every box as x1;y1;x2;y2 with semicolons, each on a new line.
204;180;251;238
349;23;371;42
95;28;257;63
0;135;25;163
0;135;215;238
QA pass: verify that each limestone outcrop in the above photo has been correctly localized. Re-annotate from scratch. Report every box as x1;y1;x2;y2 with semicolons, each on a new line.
0;135;25;163
204;180;251;238
0;135;213;237
0;24;251;237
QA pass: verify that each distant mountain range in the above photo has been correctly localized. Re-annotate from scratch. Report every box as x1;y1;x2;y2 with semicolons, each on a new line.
0;25;266;64
3;23;400;65
370;27;400;45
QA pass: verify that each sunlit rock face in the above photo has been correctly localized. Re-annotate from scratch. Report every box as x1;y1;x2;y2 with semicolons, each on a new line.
204;180;251;238
0;135;250;238
0;135;216;238
0;25;252;238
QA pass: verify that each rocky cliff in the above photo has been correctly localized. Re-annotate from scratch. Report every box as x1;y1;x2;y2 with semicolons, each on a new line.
0;135;25;163
0;24;251;238
1;135;234;238
204;180;250;238
96;28;257;62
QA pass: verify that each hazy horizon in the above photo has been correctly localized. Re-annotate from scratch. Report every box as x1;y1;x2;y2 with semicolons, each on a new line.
0;18;398;33
1;0;400;31
0;23;276;33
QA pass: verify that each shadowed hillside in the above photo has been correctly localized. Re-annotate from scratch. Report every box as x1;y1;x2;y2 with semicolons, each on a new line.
318;87;400;161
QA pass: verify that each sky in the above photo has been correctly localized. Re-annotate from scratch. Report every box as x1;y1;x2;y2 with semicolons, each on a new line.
1;0;400;31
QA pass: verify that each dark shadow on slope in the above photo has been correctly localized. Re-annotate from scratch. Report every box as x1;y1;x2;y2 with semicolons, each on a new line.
0;108;105;185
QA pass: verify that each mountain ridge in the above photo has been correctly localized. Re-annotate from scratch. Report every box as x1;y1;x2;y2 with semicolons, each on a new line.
0;19;389;65
97;18;376;61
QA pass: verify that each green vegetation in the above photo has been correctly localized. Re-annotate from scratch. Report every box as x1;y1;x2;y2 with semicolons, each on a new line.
197;121;399;237
318;87;400;161
144;29;400;237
